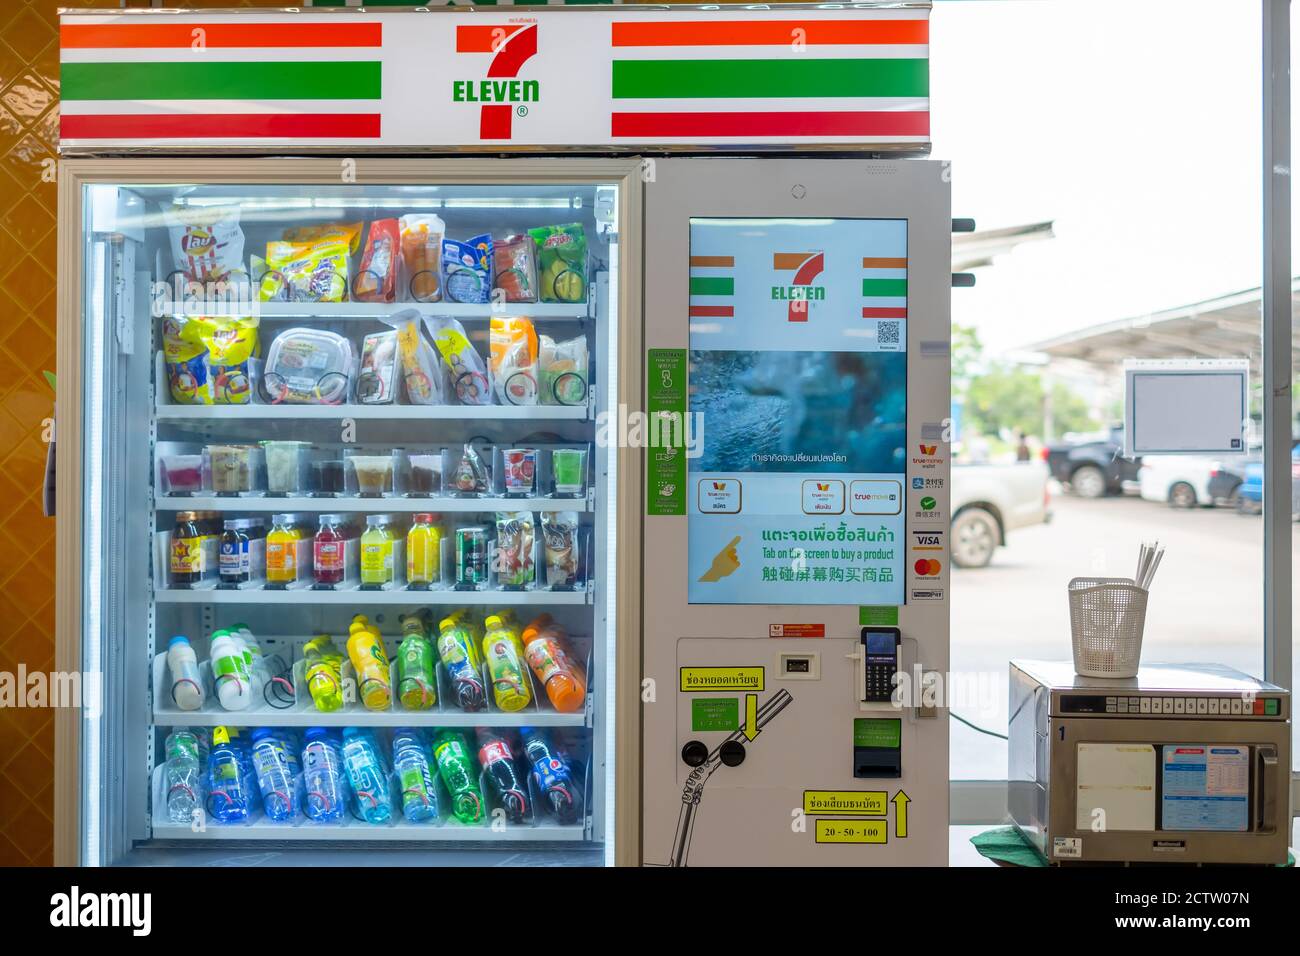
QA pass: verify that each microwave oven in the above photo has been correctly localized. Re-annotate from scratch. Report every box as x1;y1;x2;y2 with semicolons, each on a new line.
1009;660;1290;865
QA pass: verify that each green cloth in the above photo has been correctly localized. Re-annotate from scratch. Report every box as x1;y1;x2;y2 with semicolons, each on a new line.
970;826;1295;867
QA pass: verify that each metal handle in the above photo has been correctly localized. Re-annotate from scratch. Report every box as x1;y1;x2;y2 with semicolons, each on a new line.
1255;744;1278;834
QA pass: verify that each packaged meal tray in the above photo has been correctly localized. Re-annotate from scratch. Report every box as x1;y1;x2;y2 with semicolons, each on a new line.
262;328;354;405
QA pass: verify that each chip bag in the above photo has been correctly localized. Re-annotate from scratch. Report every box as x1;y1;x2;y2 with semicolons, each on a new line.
441;234;493;304
280;222;362;256
163;203;247;287
259;238;350;303
163;315;259;405
538;334;589;406
528;223;588;303
398;214;445;302
426;316;490;405
489;316;539;406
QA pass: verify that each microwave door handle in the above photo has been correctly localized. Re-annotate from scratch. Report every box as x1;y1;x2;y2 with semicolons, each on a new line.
1255;745;1278;834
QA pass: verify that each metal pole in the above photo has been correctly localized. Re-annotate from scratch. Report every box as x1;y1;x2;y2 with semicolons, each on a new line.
1262;0;1291;692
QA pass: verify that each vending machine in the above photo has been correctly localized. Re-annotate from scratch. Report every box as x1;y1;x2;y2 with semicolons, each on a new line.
55;3;947;867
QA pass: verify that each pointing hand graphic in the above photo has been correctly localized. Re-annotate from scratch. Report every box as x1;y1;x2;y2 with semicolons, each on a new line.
699;535;742;582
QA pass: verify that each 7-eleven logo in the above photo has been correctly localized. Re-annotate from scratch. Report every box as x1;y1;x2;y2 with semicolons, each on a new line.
772;252;825;322
453;24;539;140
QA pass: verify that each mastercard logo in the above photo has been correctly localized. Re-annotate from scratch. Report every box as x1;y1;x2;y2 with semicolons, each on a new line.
913;558;942;576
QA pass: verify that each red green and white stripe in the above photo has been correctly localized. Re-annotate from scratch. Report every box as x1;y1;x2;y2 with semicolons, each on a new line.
861;257;908;319
60;19;384;143
609;13;928;142
689;255;735;320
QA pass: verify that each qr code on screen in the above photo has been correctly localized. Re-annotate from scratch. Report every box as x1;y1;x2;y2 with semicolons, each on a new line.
878;320;902;346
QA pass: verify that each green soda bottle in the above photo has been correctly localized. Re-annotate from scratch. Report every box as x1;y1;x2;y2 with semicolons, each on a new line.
396;613;437;710
303;635;344;712
432;729;484;824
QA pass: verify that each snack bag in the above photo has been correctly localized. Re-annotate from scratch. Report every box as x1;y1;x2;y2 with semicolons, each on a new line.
441;234;493;304
163;316;258;405
394;312;444;406
163;203;246;286
259;238;350;303
528;223;588;303
495;512;535;589
492;235;538;303
426;316;490;405
398;214;445;302
281;222;362;256
541;511;580;589
357;330;399;405
354;219;399;303
489;316;539;406
538;334;589;406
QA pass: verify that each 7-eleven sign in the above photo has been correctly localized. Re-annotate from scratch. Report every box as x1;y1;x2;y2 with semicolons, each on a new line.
772;252;825;322
453;24;539;140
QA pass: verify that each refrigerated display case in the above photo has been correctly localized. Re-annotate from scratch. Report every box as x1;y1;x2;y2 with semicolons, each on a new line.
58;161;642;864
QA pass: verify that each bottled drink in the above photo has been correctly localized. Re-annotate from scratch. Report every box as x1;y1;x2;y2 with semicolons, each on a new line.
265;513;300;587
396;613;437;710
436;612;485;712
250;727;300;821
476;728;529;823
301;727;347;823
232;623;268;697
521;726;582;824
303;635;344;712
164;729;205;824
341;727;391;824
482;614;531;712
432;729;484;824
170;511;205;587
405;513;443;589
313;513;347;587
228;728;261;812
520;615;586;713
209;629;252;711
392;728;440;822
206;726;250;823
166;635;205;711
346;621;392;711
359;515;394;589
219;518;255;587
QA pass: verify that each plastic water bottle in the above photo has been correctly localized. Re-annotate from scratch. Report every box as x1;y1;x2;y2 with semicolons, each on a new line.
164;730;205;824
166;636;205;711
210;630;252;711
206;726;250;823
476;728;529;823
392;728;439;822
341;727;391;824
521;726;582;824
301;727;347;823
228;728;261;812
232;623;269;697
250;727;300;821
432;729;484;824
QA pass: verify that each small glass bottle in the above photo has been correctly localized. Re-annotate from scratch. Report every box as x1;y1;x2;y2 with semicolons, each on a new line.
218;518;251;588
313;513;347;588
359;515;394;589
265;513;299;589
406;513;443;590
169;511;204;588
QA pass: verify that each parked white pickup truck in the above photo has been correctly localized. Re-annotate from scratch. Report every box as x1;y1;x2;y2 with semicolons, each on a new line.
950;461;1051;568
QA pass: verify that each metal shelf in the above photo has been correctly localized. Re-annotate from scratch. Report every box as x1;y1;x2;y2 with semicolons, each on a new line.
157;495;591;514
163;301;589;321
150;819;586;842
155;585;591;606
155;403;590;422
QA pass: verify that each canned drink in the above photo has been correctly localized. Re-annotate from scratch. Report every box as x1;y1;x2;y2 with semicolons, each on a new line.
502;448;537;496
455;526;489;589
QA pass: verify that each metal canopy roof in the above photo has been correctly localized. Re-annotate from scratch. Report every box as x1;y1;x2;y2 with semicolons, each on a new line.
953;220;1054;272
1026;280;1300;372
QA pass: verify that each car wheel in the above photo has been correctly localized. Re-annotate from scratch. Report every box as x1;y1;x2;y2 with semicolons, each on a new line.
1168;481;1197;509
952;508;998;569
1071;465;1106;499
1225;483;1242;509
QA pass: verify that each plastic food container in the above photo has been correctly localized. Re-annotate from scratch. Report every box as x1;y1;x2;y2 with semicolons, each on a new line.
312;460;346;496
262;328;354;405
406;453;442;497
208;445;254;495
262;441;311;495
161;454;204;495
350;454;395;497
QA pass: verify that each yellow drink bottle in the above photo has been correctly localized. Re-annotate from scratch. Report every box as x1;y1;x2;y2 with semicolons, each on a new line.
346;622;391;711
482;613;531;711
303;634;344;712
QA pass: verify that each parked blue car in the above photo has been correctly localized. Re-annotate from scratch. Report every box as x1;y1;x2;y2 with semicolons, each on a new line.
1237;446;1300;517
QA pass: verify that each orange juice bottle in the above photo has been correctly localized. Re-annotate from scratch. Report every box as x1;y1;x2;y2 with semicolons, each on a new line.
520;614;586;713
264;512;299;587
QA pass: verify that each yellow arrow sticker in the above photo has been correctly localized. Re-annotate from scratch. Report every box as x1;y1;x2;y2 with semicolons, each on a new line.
742;693;758;740
892;790;910;838
815;818;888;844
679;666;764;692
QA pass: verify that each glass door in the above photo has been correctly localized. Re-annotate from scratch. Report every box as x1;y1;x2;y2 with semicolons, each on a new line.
71;162;631;864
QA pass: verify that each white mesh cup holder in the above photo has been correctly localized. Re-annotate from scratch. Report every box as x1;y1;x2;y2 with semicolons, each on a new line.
1067;577;1148;679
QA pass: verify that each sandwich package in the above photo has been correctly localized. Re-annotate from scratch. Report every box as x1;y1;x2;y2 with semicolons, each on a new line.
356;330;399;405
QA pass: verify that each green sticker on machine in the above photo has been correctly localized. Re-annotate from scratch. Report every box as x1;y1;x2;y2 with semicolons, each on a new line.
692;697;740;732
859;606;899;626
647;348;688;516
854;718;901;749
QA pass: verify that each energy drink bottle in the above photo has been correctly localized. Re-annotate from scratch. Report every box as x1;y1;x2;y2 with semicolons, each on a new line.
436;612;486;711
433;729;483;824
396;613;437;710
476;728;529;823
